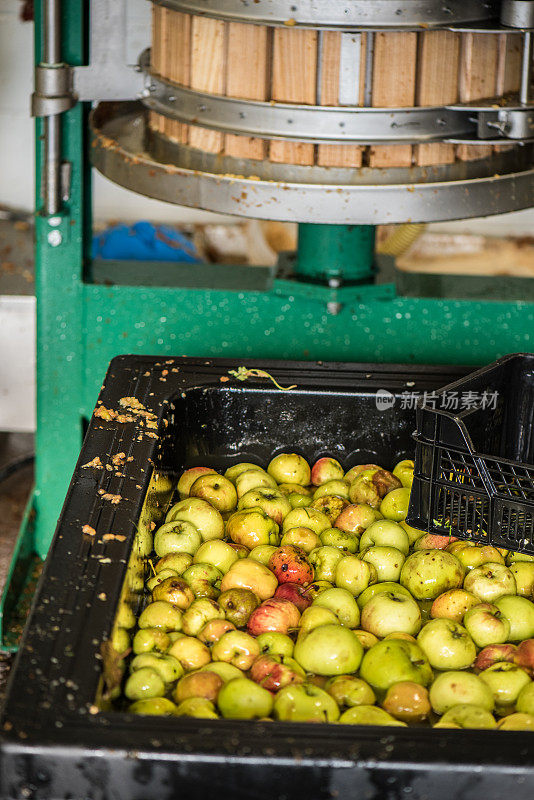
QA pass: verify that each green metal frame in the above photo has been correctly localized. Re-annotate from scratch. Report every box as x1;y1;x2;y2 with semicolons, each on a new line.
1;0;534;649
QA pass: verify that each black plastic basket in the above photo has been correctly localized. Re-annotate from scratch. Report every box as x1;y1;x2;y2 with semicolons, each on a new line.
407;353;534;553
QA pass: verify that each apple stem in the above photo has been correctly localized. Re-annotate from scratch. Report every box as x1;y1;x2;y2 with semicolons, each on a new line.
228;367;297;392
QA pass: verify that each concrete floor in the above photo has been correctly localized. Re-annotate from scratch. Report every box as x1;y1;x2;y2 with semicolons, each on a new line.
0;432;34;703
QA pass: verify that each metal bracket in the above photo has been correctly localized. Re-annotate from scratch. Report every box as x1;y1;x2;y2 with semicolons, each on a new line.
72;0;149;101
477;108;534;139
31;64;77;118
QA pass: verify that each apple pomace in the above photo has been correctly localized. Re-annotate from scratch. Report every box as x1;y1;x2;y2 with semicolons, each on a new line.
293;623;364;676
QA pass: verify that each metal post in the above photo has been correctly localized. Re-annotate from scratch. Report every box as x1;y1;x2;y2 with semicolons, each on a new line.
43;0;62;215
295;224;376;284
520;31;532;106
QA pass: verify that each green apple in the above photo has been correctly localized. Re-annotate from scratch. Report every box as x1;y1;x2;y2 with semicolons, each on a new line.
497;712;534;730
226;507;280;549
360;639;433;692
463;603;510;648
309;546;345;582
289;493;313;509
435;704;496;729
495;595;534;641
400;520;426;546
218;588;260;627
452;544;505;572
361;546;405;582
339;705;406;726
359;520;410;555
516;681;534;715
353;630;379;650
176;467;217;499
273;683;340;722
281;527;322;554
194;540;239;573
268;453;311;486
174;697;219;719
298;606;339;636
152;577;194;609
303;580;334;601
238;488;291;525
224;462;267;484
256;631;294;658
146;569;178;593
154;520;202;557
392;459;414;489
282;508;331;535
400;550;465;600
167;635;211;671
509;562;534;597
357;581;413;610
312;588;360;628
198;661;243;683
429;670;495;714
320;527;358;553
132;628;171;655
361;591;421;638
417;619;476;670
124;668;165;701
313;480;350;500
294;624;363;675
278;483;313;498
130;653;184;684
198;619;235;645
166;497;225;541
217;677;273;719
325;676;376;708
479;662;531;715
464;563;517;603
219;558;278;600
211;630;260;670
138;601;183;632
155;552;193;575
249;545;279;565
379;488;411;522
129;697;177;716
181;597;225;637
335;556;376;597
182;563;223;599
507;551;534;564
190;473;237;513
235;469;277;498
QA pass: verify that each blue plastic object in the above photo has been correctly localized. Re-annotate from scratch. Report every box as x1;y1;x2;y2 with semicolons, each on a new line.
92;221;199;262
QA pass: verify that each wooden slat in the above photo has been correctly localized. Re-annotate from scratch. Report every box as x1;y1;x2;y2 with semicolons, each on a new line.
457;33;499;161
369;32;417;168
317;31;365;167
225;23;269;160
496;33;522;95
150;9;192;144
270;28;317;165
189;17;226;153
415;31;460;166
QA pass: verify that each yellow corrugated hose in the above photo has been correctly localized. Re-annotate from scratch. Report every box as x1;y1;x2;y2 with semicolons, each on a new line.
377;223;426;257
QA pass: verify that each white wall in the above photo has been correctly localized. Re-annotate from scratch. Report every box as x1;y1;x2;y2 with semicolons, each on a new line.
0;1;533;234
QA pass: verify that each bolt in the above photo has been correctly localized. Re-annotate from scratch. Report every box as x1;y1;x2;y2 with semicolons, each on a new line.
327;301;342;315
47;229;62;247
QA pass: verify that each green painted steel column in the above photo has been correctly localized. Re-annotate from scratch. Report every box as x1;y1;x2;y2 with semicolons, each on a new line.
34;1;87;556
295;224;376;283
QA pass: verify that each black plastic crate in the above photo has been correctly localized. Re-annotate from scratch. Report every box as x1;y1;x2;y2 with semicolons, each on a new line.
4;356;534;800
407;353;534;552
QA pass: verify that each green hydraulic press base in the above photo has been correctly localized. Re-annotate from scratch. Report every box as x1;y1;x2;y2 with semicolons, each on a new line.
1;0;534;649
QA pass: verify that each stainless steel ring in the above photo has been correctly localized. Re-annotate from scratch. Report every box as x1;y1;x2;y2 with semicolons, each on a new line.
151;0;499;29
90;103;534;225
142;73;476;144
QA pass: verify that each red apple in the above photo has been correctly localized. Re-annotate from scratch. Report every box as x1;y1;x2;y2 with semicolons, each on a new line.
414;534;458;551
247;598;301;636
514;639;534;676
474;643;517;672
269;546;314;586
335;504;379;536
249;654;305;692
311;457;344;486
274;582;312;612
